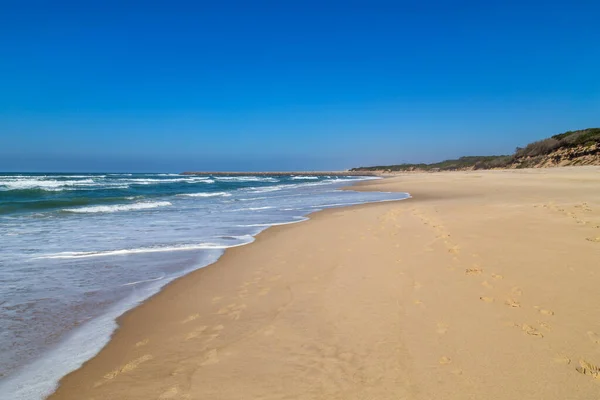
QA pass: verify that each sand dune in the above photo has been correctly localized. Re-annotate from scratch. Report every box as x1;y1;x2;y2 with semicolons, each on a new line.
49;166;600;400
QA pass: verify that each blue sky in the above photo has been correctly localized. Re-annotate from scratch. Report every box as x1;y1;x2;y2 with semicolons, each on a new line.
1;1;598;172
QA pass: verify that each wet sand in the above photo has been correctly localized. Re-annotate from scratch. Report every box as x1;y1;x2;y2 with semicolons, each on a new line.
49;167;600;399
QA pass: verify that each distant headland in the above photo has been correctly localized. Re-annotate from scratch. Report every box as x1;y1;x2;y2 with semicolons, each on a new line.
351;128;600;172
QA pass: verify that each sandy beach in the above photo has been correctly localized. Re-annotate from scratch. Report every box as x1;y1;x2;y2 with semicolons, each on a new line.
48;167;600;400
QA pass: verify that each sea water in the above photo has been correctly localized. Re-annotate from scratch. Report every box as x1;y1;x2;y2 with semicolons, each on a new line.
0;173;409;399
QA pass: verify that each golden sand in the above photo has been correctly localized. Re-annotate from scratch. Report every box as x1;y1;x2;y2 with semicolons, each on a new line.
49;166;600;399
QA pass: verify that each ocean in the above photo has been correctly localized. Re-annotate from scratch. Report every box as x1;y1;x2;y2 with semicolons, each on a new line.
0;173;409;399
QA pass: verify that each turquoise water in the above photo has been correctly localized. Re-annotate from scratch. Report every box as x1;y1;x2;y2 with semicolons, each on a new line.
0;173;409;399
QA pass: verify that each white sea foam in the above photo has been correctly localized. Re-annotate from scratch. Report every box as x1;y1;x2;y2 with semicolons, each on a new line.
178;192;231;198
229;206;274;212
35;239;254;259
237;196;268;201
244;179;351;194
309;197;406;209
0;179;97;191
215;176;279;182
291;176;319;180
237;217;309;227
63;201;172;213
120;274;166;287
0;172;410;400
0;251;224;400
244;183;307;193
125;177;213;184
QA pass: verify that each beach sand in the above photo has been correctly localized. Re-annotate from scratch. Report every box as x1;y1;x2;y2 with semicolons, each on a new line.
48;167;600;399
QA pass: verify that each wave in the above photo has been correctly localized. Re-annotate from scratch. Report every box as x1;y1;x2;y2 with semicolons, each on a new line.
291;176;319;180
0;175;215;192
246;186;288;193
245;181;331;193
0;179;97;191
63;201;172;213
0;196;141;215
124;178;213;184
35;238;254;259
177;192;231;198
237;196;268;201
243;177;367;194
229;206;274;212
214;176;279;182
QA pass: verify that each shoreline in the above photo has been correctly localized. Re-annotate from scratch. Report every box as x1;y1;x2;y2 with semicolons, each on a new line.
0;176;405;400
47;167;600;399
45;191;409;400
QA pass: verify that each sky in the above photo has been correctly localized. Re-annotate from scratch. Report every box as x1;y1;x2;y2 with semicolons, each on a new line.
0;0;599;172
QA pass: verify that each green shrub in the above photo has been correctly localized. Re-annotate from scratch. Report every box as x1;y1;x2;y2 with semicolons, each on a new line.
515;138;561;157
351;128;599;172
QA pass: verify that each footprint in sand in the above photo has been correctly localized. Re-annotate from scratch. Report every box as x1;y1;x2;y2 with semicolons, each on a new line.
448;245;460;255
413;300;424;306
95;354;154;387
182;314;200;324
517;323;544;338
439;356;452;365
217;303;247;320
480;296;494;303
491;273;504;280
534;306;555;316
466;267;483;275
511;287;523;296
586;237;600;243
538;321;552;331
159;386;181;399
576;359;600;380
554;354;571;365
185;326;208;340
135;339;149;347
481;280;493;288
505;298;521;308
